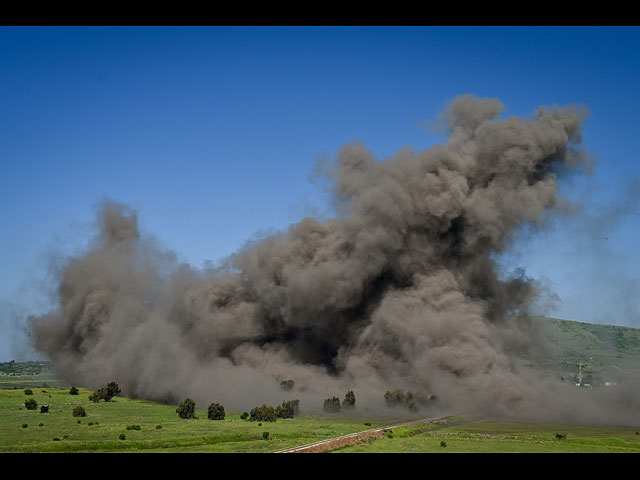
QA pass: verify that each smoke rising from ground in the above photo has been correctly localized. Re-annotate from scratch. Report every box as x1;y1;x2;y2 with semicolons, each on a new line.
28;95;640;423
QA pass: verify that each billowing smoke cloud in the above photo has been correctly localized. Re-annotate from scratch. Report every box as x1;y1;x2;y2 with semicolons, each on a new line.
29;95;640;423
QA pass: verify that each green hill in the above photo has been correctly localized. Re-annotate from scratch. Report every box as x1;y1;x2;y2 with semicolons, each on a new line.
526;317;640;385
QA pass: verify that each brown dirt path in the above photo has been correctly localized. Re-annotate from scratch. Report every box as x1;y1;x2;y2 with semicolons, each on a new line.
275;414;456;453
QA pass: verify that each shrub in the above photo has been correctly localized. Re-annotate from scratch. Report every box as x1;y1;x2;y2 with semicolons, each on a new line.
38;423;44;427
69;386;79;395
440;441;447;448
176;398;196;419
384;389;435;412
207;402;225;420
342;390;356;409
275;399;300;419
240;412;249;420
156;425;162;429
24;398;38;410
262;431;270;440
72;406;86;417
555;433;567;440
280;379;295;391
24;389;33;395
22;423;28;428
127;425;141;430
249;405;277;422
119;433;126;440
323;397;341;413
89;381;121;402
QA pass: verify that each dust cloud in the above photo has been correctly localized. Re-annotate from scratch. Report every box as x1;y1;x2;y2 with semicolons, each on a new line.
29;95;640;424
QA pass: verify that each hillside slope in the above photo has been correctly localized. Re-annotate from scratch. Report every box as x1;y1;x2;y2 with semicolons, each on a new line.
526;317;640;385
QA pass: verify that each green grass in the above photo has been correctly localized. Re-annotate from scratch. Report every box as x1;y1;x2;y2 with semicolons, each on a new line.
0;385;402;453
3;316;640;453
334;417;640;453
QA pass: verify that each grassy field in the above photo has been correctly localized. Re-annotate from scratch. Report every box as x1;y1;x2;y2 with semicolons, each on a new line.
3;384;640;453
2;316;640;453
333;416;640;453
0;384;405;453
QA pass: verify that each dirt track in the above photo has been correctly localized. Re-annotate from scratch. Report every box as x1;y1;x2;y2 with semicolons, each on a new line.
275;414;455;453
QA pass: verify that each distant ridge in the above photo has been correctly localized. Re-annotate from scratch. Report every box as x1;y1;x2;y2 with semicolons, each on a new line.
527;316;640;385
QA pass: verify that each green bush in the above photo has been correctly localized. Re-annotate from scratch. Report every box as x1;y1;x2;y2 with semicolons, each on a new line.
280;379;295;391
119;433;126;440
89;381;121;402
383;389;435;412
275;399;300;419
25;398;38;410
342;390;356;409
262;431;270;440
69;386;79;395
249;405;277;422
22;423;28;428
176;398;196;419
240;412;249;420
440;441;447;448
24;389;33;395
72;406;86;417
323;397;341;413
207;402;225;420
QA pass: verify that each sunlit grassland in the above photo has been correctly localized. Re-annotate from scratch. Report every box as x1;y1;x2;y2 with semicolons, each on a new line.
0;386;403;453
333;417;640;453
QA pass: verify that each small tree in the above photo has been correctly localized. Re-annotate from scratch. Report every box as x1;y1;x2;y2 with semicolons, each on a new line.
249;405;277;422
342;390;356;409
69;386;79;395
88;381;121;402
323;397;341;413
176;398;196;419
24;389;33;396
105;382;121;399
72;406;86;417
24;398;38;410
207;403;225;420
280;379;295;391
275;399;300;419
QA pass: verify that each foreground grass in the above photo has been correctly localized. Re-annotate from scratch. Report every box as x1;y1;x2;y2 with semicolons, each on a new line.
334;417;640;453
0;386;402;453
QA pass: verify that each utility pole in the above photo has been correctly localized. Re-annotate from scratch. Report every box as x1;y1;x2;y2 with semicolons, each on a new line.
576;362;584;386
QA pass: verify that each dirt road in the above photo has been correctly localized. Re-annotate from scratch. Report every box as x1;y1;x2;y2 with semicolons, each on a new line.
275;414;456;453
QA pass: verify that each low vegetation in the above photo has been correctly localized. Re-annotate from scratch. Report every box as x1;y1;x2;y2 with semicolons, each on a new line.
176;398;196;419
207;403;225;421
2;316;640;453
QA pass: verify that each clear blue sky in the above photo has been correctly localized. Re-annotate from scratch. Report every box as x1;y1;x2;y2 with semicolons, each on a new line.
1;26;639;361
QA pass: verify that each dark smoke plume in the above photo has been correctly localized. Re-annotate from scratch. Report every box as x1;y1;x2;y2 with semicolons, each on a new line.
29;95;640;422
